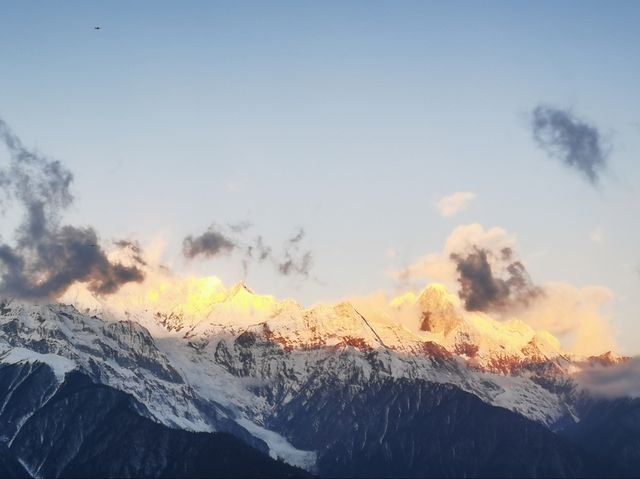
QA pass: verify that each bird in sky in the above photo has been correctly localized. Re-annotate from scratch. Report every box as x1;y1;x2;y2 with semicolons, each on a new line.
94;26;101;30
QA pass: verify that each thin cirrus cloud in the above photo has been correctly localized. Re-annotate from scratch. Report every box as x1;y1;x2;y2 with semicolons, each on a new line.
435;192;476;218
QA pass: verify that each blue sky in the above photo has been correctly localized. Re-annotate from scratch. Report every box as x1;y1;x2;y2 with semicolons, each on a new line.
1;1;639;352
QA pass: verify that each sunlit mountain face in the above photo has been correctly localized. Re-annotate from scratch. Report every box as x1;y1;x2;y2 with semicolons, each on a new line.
0;229;633;477
57;254;611;370
63;273;568;368
0;269;635;478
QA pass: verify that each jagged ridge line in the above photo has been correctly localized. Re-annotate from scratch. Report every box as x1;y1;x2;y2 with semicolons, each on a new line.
352;307;389;349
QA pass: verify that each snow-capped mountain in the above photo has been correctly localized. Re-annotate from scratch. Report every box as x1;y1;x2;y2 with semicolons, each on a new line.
0;281;633;477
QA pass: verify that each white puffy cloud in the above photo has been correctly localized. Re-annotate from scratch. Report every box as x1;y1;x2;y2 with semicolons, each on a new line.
513;282;616;356
395;224;516;285
443;223;515;256
435;192;476;218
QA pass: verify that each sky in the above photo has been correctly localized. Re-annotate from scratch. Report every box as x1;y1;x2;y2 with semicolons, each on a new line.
0;1;639;353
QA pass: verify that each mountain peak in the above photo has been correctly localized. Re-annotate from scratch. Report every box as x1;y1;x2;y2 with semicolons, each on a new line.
587;350;628;366
417;283;456;304
416;284;462;335
222;283;277;313
228;281;254;296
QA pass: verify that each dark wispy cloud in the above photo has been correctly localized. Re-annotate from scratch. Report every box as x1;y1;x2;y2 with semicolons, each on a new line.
287;229;305;244
228;220;252;234
0;118;144;299
183;225;314;279
252;236;272;261
114;239;147;266
451;246;540;312
277;229;313;277
242;235;272;278
182;228;236;259
278;252;313;276
531;105;609;185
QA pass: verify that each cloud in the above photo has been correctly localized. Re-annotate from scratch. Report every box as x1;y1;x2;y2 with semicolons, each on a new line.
0;117;144;299
435;192;476;218
514;282;616;356
228;220;252;234
394;224;617;355
61;244;220;316
394;224;516;285
182;228;236;259
114;239;147;266
249;235;272;261
531;105;609;184
575;356;640;399
393;253;455;285
451;246;540;312
183;225;314;279
287;228;305;245
278;252;313;276
276;229;313;277
243;228;313;278
395;224;539;312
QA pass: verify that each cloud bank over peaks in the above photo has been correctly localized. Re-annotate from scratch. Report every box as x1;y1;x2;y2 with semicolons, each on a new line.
575;356;640;399
394;223;617;355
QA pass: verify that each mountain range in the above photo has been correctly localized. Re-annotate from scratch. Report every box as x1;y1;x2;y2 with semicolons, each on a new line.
0;279;636;478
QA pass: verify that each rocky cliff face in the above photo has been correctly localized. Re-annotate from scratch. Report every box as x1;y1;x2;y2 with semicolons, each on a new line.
270;378;596;478
0;362;306;479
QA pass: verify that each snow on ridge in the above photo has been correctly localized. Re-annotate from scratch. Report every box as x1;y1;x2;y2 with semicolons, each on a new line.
60;285;571;427
0;347;76;380
236;417;317;470
0;292;575;467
